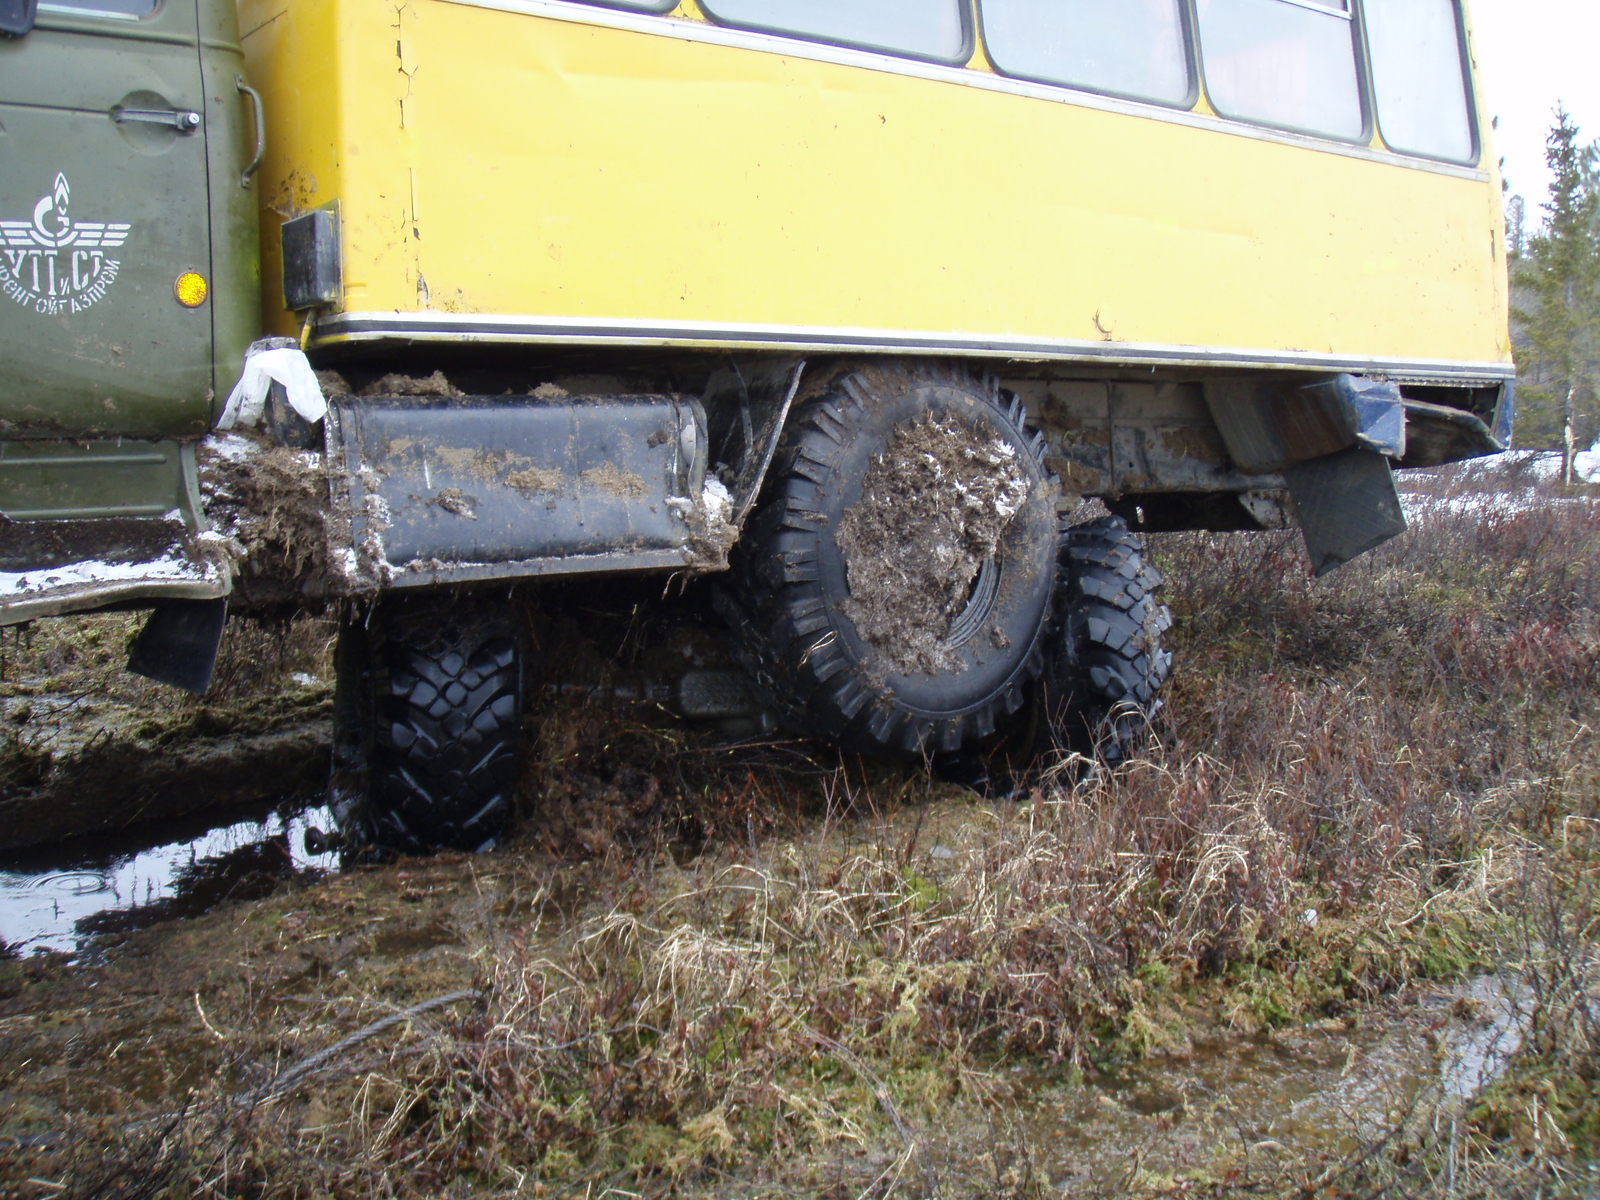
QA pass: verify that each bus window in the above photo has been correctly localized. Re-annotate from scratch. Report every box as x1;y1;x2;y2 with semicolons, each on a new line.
696;0;967;63
1364;0;1474;162
978;0;1191;107
1197;0;1364;140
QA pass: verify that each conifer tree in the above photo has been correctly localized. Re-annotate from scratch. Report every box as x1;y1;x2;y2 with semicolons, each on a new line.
1512;108;1600;476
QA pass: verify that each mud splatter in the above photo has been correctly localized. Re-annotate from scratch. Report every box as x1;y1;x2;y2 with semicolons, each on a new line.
433;488;477;519
672;479;739;571
506;467;563;496
579;463;647;501
836;414;1031;678
358;371;464;399
198;432;338;608
315;370;351;398
435;446;508;484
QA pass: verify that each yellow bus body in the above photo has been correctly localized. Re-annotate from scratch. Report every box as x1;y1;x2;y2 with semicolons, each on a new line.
240;0;1512;382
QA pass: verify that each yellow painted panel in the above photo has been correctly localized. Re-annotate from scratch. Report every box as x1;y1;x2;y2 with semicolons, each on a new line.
239;0;347;332
247;0;1511;368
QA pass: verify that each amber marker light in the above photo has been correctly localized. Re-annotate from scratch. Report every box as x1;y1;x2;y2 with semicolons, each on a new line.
175;271;208;307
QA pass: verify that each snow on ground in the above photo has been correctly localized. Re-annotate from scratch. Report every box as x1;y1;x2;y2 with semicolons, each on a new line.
1576;440;1600;483
1399;449;1600;520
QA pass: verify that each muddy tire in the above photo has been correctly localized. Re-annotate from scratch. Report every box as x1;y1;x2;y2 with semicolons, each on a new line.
331;597;524;854
723;365;1059;755
1043;515;1172;765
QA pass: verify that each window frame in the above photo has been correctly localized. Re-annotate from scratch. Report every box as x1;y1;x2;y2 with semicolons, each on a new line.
557;0;675;14
1356;0;1481;166
695;0;975;69
1191;0;1375;147
974;0;1201;111
35;0;158;20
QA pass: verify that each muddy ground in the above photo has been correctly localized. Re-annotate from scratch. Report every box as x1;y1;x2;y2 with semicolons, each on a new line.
0;613;332;851
0;463;1596;1198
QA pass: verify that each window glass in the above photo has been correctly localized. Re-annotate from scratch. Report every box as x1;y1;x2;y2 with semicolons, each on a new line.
980;0;1190;106
1198;0;1363;139
697;0;967;62
1364;0;1474;161
38;0;156;17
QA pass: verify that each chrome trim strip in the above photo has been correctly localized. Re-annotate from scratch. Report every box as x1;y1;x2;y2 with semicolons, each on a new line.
386;547;694;587
37;2;140;18
314;311;1516;383
436;0;1487;182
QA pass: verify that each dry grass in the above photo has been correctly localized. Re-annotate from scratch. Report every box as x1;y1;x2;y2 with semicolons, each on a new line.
17;470;1600;1199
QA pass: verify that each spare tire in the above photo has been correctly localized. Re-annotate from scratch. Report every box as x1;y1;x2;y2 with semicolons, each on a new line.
723;364;1060;755
330;596;524;854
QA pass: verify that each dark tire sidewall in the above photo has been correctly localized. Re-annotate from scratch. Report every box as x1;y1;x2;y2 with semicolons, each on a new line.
816;382;1055;718
735;368;1059;754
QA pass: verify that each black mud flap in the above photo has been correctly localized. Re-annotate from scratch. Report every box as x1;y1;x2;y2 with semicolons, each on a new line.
1283;445;1406;577
127;597;229;694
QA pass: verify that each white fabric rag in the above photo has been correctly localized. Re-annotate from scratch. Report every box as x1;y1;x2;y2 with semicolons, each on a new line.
219;345;328;430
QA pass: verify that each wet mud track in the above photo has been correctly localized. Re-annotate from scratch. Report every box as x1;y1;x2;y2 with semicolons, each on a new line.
0;612;333;852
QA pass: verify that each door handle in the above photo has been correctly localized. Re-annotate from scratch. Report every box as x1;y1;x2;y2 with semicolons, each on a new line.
236;76;265;188
112;106;201;132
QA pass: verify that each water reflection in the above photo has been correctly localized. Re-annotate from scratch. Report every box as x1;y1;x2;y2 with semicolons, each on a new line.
0;802;339;957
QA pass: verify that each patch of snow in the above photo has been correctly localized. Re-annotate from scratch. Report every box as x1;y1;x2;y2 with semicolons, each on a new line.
701;476;733;519
201;430;260;464
1576;438;1600;483
1423;450;1562;488
1402;491;1598;520
0;552;220;601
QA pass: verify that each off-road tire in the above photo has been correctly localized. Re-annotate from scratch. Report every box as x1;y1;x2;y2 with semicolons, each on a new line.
331;597;524;854
1044;515;1172;765
722;364;1059;756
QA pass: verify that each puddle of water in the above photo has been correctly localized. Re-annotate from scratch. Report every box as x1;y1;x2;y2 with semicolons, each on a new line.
0;801;339;957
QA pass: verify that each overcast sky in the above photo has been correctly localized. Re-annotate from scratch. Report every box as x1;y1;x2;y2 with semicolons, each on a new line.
1469;0;1600;223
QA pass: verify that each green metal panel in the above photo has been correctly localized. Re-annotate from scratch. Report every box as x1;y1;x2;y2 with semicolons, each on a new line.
0;0;215;439
0;438;198;525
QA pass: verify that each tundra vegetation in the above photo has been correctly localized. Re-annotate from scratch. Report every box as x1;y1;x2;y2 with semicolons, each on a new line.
0;460;1597;1199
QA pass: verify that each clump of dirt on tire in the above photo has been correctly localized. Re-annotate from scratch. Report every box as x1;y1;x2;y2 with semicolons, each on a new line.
836;413;1031;678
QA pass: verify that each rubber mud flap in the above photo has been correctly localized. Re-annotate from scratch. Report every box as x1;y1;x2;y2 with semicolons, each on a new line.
126;597;229;695
1283;444;1406;576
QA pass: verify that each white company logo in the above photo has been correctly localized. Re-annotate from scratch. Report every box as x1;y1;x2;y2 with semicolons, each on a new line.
0;174;130;316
